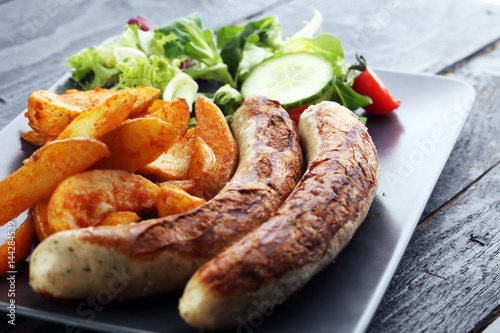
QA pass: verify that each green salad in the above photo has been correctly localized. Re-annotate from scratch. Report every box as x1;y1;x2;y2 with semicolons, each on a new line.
66;11;371;123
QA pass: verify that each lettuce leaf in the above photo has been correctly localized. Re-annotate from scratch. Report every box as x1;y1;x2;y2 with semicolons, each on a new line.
162;72;198;109
65;47;121;90
158;13;235;87
234;35;275;85
219;16;282;79
213;84;243;116
121;24;176;58
117;55;180;91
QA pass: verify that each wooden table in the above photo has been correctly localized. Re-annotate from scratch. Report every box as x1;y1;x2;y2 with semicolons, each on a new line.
1;0;499;332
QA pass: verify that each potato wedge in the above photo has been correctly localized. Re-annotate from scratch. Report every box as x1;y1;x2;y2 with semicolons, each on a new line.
26;90;83;137
146;99;169;114
59;87;116;108
21;130;46;147
27;87;160;138
147;98;190;137
187;136;218;200
157;186;206;217
0;137;109;226
137;135;195;182
56;93;136;140
185;128;195;137
0;211;34;276
99;211;141;226
160;179;199;192
93;118;180;172
125;86;161;117
194;96;238;194
33;196;55;242
60;87;160;117
47;169;160;232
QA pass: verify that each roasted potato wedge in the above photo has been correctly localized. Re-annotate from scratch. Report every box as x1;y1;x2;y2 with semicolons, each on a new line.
47;169;160;232
26;90;83;137
0;211;34;276
187;136;218;200
59;87;160;117
194;96;238;194
185;128;195;137
33;196;54;242
21;130;47;147
27;87;160;138
59;87;116;108
93;118;180;172
0;137;109;226
146;99;169;115
147;98;190;137
156;186;206;217
160;179;199;192
137;135;195;182
56;93;136;140
126;86;161;117
99;211;141;226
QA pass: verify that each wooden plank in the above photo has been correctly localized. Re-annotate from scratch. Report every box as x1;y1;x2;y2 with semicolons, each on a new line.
367;161;500;332
3;0;500;132
421;44;500;217
0;0;284;130
368;40;500;332
269;0;500;72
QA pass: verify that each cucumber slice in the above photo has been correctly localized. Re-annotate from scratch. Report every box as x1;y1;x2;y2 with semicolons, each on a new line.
241;52;334;110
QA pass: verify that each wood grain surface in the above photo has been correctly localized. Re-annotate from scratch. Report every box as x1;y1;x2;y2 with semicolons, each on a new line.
368;163;500;332
1;0;500;332
367;38;500;333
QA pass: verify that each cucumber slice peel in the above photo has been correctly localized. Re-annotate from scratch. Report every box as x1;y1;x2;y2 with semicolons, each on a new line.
241;52;334;110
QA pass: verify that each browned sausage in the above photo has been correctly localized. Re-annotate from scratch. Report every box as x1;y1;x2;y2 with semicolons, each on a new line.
29;95;303;302
179;101;380;330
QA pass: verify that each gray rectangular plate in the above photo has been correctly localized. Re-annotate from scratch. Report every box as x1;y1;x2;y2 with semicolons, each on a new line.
0;69;474;333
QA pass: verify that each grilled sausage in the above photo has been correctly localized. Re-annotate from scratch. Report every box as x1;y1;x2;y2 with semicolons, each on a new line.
29;95;303;302
179;101;380;330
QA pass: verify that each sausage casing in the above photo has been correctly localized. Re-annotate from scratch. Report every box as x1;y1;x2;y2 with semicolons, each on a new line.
179;101;380;330
29;95;303;302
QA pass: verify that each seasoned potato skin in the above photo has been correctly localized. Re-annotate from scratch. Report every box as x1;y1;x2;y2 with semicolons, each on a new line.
29;95;303;301
47;170;160;232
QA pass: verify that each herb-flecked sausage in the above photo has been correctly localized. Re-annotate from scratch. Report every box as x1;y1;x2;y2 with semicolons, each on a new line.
179;101;380;330
29;95;303;302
